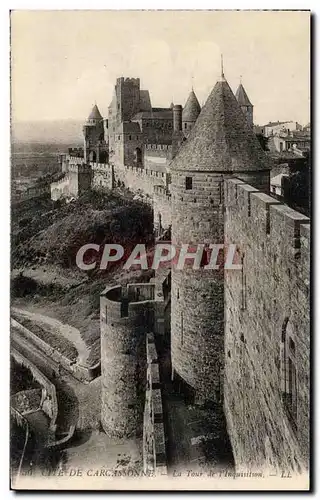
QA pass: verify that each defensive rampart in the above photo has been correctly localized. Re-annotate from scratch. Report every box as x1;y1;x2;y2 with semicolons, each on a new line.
224;177;310;474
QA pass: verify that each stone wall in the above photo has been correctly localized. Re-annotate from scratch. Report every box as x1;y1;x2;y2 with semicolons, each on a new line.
153;186;172;233
171;170;227;403
91;164;114;190
51;173;72;201
170;168;270;404
100;285;149;438
100;274;169;439
11;347;58;432
113;163;167;198
143;333;167;475
11;319;100;383
12;184;51;204
51;163;92;201
224;178;310;474
144;144;172;171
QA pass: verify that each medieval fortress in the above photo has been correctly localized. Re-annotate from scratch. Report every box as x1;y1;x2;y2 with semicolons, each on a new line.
51;72;310;475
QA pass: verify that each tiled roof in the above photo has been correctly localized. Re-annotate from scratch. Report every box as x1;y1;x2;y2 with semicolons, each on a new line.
132;109;173;120
182;89;201;122
235;83;252;107
264;121;293;128
88;104;103;120
170;77;269;172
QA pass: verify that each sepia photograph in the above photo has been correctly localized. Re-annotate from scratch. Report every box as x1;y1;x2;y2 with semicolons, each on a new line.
9;9;310;491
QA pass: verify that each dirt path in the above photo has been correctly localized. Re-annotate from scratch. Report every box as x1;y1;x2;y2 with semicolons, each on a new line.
11;265;87;288
12;307;90;365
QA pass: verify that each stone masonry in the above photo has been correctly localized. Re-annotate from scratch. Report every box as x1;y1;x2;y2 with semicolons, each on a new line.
224;178;310;473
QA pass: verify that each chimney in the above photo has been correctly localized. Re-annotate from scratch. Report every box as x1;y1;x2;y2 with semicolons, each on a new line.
173;104;182;132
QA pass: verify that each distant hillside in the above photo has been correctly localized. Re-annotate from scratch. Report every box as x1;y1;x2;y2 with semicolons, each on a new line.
11;189;154;270
11;120;84;145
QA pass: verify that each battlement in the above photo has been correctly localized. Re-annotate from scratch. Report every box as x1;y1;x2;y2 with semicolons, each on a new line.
68;163;92;174
224;177;310;473
66;154;85;165
50;173;69;188
91;162;110;171
225;178;310;253
154;184;171;202
101;283;156;320
117;77;140;87
100;272;169;322
145;144;172;151
120;163;166;180
68;147;84;157
12;183;50;203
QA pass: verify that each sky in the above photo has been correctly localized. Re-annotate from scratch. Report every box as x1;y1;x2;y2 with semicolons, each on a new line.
11;10;310;126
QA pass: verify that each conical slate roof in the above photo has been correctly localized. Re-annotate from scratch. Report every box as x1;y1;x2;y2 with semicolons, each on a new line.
88;104;103;120
171;77;269;172
235;83;252;107
182;89;201;122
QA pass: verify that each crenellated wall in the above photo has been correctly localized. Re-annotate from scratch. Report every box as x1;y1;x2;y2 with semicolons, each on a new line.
113;163;168;197
51;163;92;200
144;144;172;171
12;184;51;204
91;164;114;190
143;333;167;475
224;177;310;474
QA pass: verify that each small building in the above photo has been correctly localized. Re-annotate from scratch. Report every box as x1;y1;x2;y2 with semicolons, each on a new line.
264;120;302;137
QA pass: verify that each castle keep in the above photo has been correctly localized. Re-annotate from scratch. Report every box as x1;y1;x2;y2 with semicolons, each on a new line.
51;72;310;475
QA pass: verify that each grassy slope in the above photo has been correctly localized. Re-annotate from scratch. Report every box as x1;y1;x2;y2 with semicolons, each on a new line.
11;189;154;365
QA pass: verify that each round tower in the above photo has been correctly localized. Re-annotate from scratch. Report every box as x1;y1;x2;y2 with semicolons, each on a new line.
83;104;104;163
173;104;182;132
182;89;201;135
235;81;254;128
100;284;153;438
170;73;270;404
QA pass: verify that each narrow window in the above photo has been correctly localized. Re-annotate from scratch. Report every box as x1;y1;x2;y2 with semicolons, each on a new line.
181;313;184;345
219;181;223;204
289;338;296;355
186;176;192;190
129;135;132;140
241;254;246;310
288;358;297;420
281;318;298;427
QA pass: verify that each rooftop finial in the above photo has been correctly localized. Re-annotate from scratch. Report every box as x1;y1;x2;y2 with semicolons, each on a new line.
240;75;242;84
191;74;194;91
219;54;226;82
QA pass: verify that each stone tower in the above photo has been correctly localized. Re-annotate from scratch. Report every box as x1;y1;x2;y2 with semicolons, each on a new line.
170;71;270;404
83;104;105;163
100;284;155;438
182;89;201;136
235;81;253;127
107;77;142;166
